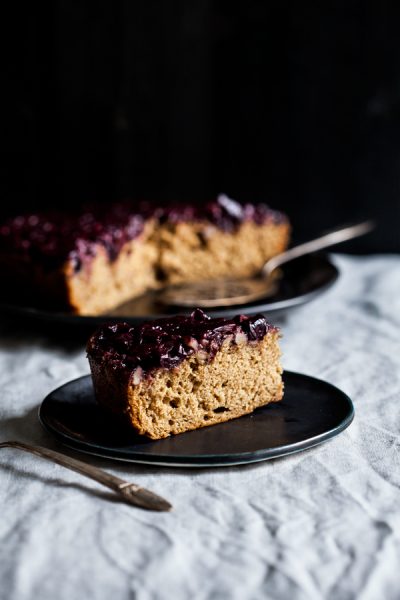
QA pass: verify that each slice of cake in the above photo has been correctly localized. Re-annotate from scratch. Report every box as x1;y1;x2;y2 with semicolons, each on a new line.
0;195;289;315
157;194;290;285
86;308;283;439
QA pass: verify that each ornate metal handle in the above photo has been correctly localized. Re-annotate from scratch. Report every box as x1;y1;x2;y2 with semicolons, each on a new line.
0;440;172;511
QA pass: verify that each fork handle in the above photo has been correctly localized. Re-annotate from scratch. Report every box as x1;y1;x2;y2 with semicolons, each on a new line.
0;440;171;511
263;220;375;275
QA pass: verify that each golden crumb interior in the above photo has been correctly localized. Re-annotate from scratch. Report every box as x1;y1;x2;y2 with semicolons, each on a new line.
157;220;290;285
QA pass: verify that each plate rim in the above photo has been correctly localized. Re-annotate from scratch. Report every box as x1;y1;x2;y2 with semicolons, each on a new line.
39;370;354;468
2;254;339;325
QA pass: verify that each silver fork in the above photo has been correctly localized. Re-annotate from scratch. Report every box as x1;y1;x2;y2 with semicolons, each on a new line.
0;440;172;511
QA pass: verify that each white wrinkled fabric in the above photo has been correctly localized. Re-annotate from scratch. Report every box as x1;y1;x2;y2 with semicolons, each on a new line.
0;254;400;600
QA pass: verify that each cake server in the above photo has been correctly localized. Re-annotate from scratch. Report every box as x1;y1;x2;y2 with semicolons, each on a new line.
0;440;172;511
160;220;374;308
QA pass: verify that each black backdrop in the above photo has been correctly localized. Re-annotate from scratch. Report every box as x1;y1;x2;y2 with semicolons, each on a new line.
3;1;400;251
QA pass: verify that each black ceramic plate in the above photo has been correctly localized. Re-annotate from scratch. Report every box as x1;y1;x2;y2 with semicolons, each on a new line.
2;254;338;326
39;371;354;467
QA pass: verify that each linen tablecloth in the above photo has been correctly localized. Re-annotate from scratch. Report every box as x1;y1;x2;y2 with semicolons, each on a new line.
1;254;399;600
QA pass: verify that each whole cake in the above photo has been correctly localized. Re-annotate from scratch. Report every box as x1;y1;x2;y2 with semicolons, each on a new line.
87;308;283;439
0;195;290;314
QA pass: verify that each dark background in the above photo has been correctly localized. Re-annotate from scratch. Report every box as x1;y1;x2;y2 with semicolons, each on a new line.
3;1;400;251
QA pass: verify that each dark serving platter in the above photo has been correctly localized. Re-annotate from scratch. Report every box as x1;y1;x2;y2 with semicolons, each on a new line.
39;370;354;468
